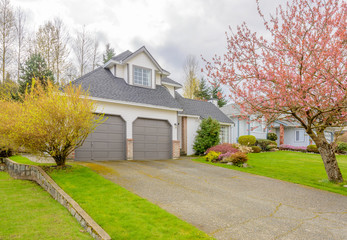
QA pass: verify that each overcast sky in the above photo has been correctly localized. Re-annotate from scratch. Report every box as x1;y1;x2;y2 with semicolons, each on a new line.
12;0;287;85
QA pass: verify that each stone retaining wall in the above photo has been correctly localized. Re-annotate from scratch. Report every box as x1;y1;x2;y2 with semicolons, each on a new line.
0;163;6;171
4;158;111;240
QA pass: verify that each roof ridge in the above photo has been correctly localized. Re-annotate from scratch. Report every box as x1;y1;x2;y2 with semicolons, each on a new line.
71;67;103;83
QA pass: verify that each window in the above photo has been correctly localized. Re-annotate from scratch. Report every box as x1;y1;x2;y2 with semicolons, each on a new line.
295;130;305;142
250;117;265;132
220;126;229;143
133;66;152;87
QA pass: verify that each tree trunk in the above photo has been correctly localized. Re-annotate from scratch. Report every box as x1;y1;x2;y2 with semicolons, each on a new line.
313;135;344;183
53;155;66;167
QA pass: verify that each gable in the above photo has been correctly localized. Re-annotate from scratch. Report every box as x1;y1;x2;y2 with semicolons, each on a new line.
127;52;159;72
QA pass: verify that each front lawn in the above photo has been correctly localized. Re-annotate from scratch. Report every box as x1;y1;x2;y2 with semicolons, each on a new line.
0;171;91;240
194;151;347;196
10;156;212;240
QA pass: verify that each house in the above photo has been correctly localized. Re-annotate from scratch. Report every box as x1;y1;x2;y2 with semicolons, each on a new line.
72;46;233;161
271;120;335;147
220;104;268;143
221;103;336;147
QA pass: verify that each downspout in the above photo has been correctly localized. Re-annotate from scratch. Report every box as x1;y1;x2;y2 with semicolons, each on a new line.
248;116;251;135
237;118;240;139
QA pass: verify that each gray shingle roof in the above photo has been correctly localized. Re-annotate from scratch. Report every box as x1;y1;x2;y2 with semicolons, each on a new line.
175;93;233;124
112;50;133;62
162;77;182;87
72;67;182;110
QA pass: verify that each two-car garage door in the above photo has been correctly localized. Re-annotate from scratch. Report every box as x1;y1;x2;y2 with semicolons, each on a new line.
75;116;172;161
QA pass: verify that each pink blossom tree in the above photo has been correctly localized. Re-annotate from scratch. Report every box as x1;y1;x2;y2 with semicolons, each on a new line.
204;0;346;182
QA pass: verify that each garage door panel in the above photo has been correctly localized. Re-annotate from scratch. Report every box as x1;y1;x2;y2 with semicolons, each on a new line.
75;115;126;161
133;118;172;160
75;150;92;161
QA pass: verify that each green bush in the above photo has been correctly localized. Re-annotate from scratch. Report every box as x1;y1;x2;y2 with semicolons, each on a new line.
251;146;261;153
238;135;256;146
267;132;278;141
193;117;220;155
337;142;347;153
225;152;248;166
204;151;221;162
307;145;319;153
256;139;277;151
266;144;277;151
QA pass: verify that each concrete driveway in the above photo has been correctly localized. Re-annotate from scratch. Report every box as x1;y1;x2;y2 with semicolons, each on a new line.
84;158;347;240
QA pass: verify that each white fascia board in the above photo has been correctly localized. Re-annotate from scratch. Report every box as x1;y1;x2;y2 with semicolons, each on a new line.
220;122;233;126
178;114;200;119
162;82;183;89
89;96;183;112
103;60;122;68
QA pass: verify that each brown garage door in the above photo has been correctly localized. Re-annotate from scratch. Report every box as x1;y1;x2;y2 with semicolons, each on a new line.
75;115;126;161
133;118;172;160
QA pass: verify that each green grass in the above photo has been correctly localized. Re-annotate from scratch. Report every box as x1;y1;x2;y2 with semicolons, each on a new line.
194;151;347;196
9;155;55;166
10;155;212;240
0;171;91;240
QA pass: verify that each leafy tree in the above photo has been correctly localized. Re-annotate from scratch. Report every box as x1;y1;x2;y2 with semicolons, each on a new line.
210;79;227;107
193;117;220;155
102;43;115;64
195;77;210;101
204;0;346;182
18;53;54;95
182;55;200;99
0;81;104;167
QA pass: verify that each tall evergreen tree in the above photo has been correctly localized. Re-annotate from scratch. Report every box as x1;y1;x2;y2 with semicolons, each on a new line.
195;77;210;101
102;43;115;64
211;79;227;107
18;53;54;95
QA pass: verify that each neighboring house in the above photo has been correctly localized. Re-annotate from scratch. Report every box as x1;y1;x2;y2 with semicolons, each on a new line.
271;120;335;147
221;104;336;147
72;46;232;161
221;104;268;143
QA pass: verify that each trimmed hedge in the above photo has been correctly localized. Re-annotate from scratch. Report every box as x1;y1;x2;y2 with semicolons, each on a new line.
238;135;256;146
256;139;277;151
307;145;319;153
251;146;261;153
267;133;278;141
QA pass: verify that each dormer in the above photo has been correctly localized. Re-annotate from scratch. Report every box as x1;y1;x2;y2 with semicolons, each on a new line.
103;46;172;90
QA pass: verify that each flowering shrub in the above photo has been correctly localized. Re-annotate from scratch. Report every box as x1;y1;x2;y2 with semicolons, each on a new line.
206;143;239;154
225;152;248;166
218;151;238;160
205;151;221;162
231;143;253;153
279;144;307;152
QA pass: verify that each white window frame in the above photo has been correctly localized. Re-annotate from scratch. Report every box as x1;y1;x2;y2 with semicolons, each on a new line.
250;117;265;133
220;125;229;143
133;65;152;87
295;130;305;142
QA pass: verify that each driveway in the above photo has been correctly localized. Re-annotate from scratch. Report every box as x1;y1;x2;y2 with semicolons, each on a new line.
85;158;347;240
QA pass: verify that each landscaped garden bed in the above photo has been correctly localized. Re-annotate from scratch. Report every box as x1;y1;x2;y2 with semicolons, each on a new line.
194;151;347;196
